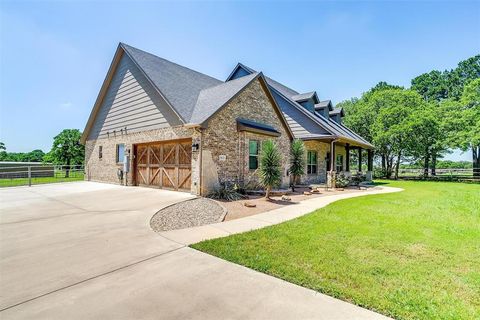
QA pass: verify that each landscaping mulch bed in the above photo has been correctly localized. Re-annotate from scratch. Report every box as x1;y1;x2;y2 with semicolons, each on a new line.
218;187;363;221
150;198;226;232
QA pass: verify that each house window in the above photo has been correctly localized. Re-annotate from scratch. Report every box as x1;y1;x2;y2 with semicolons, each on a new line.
98;146;103;159
249;140;259;170
116;144;125;164
307;151;317;174
336;155;344;172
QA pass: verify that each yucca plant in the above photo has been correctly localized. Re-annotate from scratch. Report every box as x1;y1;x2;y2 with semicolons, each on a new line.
289;139;305;191
259;140;282;199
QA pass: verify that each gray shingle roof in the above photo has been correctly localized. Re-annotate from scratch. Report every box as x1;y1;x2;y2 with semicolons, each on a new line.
189;73;259;124
265;77;299;97
121;43;222;122
291;92;317;102
329;108;344;116
315;100;332;110
228;63;373;148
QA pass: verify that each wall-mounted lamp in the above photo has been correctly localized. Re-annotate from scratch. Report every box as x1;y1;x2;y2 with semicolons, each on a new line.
192;143;200;152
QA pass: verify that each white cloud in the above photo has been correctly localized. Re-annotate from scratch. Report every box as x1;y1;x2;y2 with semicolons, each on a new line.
59;102;73;109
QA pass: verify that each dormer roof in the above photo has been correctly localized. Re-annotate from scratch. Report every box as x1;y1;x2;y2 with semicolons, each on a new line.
291;92;319;103
329;107;345;117
315;100;333;111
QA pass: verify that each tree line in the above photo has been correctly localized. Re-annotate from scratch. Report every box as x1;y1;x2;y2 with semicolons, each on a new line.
0;129;85;166
338;55;479;178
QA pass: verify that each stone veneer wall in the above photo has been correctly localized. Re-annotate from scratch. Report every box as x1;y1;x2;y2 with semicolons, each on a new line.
84;125;201;193
200;78;291;193
300;141;347;184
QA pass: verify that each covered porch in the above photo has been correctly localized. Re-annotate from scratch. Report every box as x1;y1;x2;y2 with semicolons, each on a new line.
300;138;374;188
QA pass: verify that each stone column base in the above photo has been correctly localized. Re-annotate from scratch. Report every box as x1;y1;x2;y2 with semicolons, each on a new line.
366;171;373;181
327;171;336;189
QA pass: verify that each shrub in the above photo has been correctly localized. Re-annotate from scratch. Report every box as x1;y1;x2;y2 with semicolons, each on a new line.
335;173;350;188
351;174;366;186
206;182;247;201
259;140;282;198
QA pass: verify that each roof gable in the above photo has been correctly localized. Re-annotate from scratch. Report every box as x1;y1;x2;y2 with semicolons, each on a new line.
189;73;259;125
121;43;222;122
226;63;256;81
195;73;294;139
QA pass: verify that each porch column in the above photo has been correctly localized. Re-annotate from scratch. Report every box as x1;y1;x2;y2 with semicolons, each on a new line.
345;144;350;175
358;148;363;173
330;140;336;171
327;140;336;188
366;149;373;181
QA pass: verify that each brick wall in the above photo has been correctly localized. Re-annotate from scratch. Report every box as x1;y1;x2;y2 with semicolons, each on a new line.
200;78;291;193
84;126;199;192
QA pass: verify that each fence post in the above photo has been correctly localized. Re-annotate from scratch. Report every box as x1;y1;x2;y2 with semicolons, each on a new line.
28;166;32;186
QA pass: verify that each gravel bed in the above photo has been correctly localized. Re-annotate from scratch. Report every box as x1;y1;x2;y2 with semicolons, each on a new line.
151;198;226;232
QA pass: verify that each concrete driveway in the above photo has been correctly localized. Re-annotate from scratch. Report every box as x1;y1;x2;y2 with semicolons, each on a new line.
0;182;390;319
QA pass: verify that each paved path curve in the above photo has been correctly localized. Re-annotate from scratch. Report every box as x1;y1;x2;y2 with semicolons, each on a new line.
160;186;403;245
0;182;401;320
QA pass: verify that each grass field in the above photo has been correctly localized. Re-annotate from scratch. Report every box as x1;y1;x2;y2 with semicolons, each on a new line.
0;171;84;187
192;181;480;320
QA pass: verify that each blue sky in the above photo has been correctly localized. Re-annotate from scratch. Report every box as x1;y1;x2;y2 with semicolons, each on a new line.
0;1;479;161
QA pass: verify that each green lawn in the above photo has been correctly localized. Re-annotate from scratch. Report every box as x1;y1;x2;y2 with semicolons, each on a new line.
192;181;480;320
0;171;84;187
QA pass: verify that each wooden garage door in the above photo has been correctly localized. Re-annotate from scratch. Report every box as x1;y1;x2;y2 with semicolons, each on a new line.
134;139;192;191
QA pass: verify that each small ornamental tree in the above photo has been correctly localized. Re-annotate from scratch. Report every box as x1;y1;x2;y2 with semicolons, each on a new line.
289;139;305;191
259;140;282;199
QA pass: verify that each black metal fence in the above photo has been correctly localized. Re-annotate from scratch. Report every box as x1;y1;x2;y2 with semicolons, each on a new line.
0;163;84;187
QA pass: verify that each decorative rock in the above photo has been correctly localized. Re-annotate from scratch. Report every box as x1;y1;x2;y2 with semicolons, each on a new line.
244;202;257;208
281;195;291;201
151;198;225;232
360;186;368;190
303;191;312;196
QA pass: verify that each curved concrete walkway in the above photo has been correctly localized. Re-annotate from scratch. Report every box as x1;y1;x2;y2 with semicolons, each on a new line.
160;186;403;245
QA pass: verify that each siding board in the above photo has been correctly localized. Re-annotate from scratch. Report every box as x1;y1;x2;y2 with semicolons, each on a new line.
271;90;329;138
88;55;181;140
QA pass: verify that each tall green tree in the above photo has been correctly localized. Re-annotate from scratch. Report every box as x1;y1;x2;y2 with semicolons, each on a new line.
47;129;84;177
448;55;480;100
23;149;45;162
408;104;446;177
370;89;425;179
411;70;448;102
289;139;305;191
455;79;480;176
411;55;480;102
340;82;405;176
259;140;282;199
